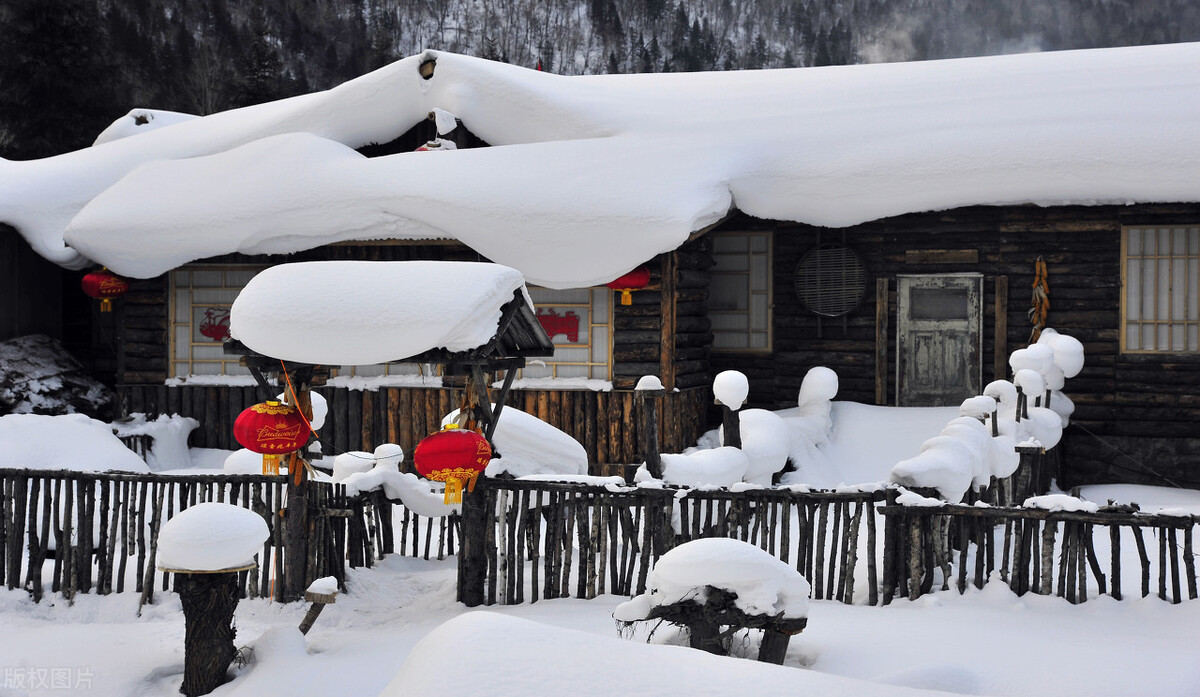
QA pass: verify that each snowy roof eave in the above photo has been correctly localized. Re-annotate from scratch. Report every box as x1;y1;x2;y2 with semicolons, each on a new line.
1;44;1199;287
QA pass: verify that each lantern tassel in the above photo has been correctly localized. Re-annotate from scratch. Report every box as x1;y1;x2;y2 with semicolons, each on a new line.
100;298;113;313
467;473;481;493
619;289;632;305
262;453;281;476
443;477;464;505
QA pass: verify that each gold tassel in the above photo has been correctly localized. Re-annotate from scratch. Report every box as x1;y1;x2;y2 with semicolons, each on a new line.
100;298;113;313
466;473;481;493
262;453;281;475
443;477;464;505
619;289;633;305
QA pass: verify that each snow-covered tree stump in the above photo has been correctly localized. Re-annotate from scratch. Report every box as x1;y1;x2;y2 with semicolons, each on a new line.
615;538;810;666
156;503;270;697
178;571;241;696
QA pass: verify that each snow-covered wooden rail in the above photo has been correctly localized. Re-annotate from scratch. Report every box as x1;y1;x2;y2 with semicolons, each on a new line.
879;489;1200;605
459;479;884;607
0;469;435;603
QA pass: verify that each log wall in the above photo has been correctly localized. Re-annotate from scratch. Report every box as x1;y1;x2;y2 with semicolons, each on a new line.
709;205;1200;489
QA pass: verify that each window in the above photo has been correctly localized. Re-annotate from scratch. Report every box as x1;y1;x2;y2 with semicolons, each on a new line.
169;265;442;381
1122;226;1200;352
170;266;259;377
711;231;772;351
518;287;611;381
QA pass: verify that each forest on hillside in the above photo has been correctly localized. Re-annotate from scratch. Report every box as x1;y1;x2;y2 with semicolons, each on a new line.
3;0;1199;159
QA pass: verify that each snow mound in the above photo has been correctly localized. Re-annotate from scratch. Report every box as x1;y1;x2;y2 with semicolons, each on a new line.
156;502;269;572
223;448;267;475
634;447;749;488
720;408;791;486
0;413;149;473
111;413;198;471
1023;495;1099;513
614;538;810;622
713;370;749;409
230;260;531;365
442;405;587;478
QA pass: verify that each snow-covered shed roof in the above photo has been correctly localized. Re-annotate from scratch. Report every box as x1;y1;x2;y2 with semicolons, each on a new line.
3;42;1200;288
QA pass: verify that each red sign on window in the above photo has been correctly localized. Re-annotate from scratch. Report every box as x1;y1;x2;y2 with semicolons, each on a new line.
536;309;580;343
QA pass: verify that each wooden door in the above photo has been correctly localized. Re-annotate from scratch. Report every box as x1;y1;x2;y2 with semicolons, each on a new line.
896;274;983;406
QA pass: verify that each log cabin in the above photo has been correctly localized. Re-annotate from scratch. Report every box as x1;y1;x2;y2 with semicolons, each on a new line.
1;44;1198;487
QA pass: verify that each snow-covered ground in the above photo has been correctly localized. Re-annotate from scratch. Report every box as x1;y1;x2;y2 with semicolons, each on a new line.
1;534;1198;697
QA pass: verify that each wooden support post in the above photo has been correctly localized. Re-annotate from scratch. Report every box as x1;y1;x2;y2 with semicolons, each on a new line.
660;251;678;392
719;404;741;449
638;388;666;479
994;275;1008;381
875;277;889;405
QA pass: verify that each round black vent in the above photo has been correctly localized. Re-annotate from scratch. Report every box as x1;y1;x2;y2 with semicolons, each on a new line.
794;245;868;317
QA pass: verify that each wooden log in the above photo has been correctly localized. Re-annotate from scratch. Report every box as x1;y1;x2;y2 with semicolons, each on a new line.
866;499;879;605
907;513;923;600
1083;524;1106;597
880;492;897;605
956;517;969;594
1168;527;1181;604
530;490;542;603
1040;519;1057;595
137;483;166;612
178;571;240;697
496;489;509;605
1184;525;1197;601
60;479;74;599
135;480;149;594
561;495;576;598
1158;526;1168;601
842;502;862;604
828;501;844;600
814;503;828;600
1109;523;1122;601
33;478;53;601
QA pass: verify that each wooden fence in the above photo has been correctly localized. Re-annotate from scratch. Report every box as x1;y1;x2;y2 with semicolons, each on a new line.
460;479;884;607
0;469;457;604
117;384;711;472
879;489;1200;604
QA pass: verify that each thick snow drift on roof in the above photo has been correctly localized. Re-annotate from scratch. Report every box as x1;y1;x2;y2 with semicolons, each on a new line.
230;261;529;364
3;44;1199;285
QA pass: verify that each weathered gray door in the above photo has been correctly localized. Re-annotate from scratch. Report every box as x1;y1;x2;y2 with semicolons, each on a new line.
896;274;983;406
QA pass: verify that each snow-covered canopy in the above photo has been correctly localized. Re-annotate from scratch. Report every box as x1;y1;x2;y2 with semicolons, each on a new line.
229;261;530;364
4;43;1200;287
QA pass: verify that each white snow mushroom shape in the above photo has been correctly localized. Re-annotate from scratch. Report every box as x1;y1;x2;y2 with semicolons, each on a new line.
614;537;810;623
156;502;269;572
712;370;749;409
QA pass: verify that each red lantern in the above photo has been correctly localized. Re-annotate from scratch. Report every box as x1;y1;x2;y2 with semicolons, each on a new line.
414;424;492;504
605;265;651;306
234;401;309;457
81;269;129;312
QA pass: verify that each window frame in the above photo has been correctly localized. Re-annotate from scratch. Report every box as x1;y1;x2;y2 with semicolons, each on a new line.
516;286;613;382
710;230;774;354
1120;225;1200;354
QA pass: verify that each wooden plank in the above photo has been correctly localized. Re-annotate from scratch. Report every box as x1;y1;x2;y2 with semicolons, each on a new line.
905;249;980;264
359;389;372;452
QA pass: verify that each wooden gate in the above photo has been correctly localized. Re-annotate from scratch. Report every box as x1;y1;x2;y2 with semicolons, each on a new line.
896;273;983;406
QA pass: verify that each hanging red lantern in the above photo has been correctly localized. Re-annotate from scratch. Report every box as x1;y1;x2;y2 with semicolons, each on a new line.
605;265;651;306
81;269;129;312
414;424;492;504
234;401;309;457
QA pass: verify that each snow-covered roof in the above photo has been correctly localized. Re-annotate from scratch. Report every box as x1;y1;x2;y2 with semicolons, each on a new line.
229;261;535;364
4;43;1200;287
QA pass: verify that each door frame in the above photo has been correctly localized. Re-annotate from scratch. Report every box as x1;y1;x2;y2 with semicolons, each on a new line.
895;273;984;406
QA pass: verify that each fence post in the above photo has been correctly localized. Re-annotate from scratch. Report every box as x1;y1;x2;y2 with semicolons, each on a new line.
457;476;491;607
638;388;665;479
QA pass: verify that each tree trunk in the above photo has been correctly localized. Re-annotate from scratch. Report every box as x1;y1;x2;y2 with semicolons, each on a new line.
178;572;240;697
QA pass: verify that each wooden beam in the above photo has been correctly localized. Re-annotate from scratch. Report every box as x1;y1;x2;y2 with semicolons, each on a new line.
995;275;1009;381
904;249;980;264
875;277;889;405
659;251;678;391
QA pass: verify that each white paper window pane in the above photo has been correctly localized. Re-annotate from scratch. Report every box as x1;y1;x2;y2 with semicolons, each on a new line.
556;364;587;379
751;256;769;290
174;364;189;378
713;235;748;253
712;313;749;331
1143;325;1155;349
523;362;551;379
1174;228;1188;255
192;362;222;375
592;326;609;362
1158;324;1169;350
1189;259;1199;320
192;270;223;287
1126;324;1140;350
1142;262;1156;319
1127;229;1141;255
1157;259;1170;319
750;332;768;349
751;295;769;330
174;327;190;359
1159;229;1172;258
1190;228;1200;254
715;254;749;272
713;333;748;349
226;269;260;286
1172;259;1187;319
751;235;768;253
1144;229;1156;256
1190;326;1199;352
1123;261;1142;321
352;364;385;377
711;275;748;310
